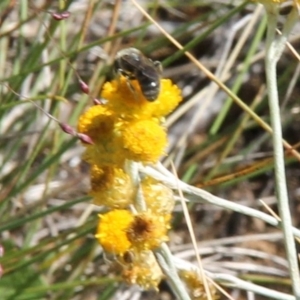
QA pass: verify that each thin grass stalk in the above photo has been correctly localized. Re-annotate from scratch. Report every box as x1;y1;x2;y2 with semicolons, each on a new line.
263;3;300;298
209;6;265;136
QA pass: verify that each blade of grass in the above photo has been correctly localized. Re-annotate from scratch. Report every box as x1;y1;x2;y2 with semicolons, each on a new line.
263;3;300;298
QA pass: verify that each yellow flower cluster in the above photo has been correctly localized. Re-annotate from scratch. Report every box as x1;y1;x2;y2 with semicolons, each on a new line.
78;75;181;209
77;71;182;290
78;77;181;167
95;208;170;290
95;209;171;254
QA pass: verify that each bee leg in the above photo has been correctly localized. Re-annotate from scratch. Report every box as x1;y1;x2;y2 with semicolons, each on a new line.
153;60;163;75
116;69;138;100
126;79;139;100
115;69;131;89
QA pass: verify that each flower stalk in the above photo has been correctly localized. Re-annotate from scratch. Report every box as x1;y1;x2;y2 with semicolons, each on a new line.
263;2;300;298
155;243;191;300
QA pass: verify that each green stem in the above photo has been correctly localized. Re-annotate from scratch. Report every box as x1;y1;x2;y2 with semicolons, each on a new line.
264;4;300;299
155;243;191;300
125;160;146;212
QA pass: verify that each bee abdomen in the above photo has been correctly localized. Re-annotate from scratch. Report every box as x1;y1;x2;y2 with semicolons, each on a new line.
139;78;160;101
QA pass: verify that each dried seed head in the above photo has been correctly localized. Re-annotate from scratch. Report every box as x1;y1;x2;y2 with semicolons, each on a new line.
60;123;76;136
77;133;94;145
79;80;90;94
93;98;103;105
52;11;70;20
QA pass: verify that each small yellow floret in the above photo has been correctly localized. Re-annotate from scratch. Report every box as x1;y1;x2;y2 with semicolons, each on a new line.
81;135;125;166
180;270;219;300
77;105;115;142
102;77;146;116
78;105;127;166
121;119;167;163
95;210;134;254
122;250;163;290
150;79;183;118
90;165;133;208
141;177;175;214
126;212;170;250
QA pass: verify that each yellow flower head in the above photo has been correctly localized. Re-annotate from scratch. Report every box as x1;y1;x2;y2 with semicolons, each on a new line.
122;250;163;290
101;77;182;119
78;105;126;166
95;210;134;254
120;119;167;163
126;212;170;250
78;73;182;167
77;105;115;142
81;135;125;167
141;176;175;214
90;165;133;208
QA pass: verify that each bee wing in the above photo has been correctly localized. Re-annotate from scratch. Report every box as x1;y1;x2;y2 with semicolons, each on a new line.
137;60;160;82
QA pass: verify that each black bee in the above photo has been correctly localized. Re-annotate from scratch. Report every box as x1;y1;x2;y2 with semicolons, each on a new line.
114;48;162;101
